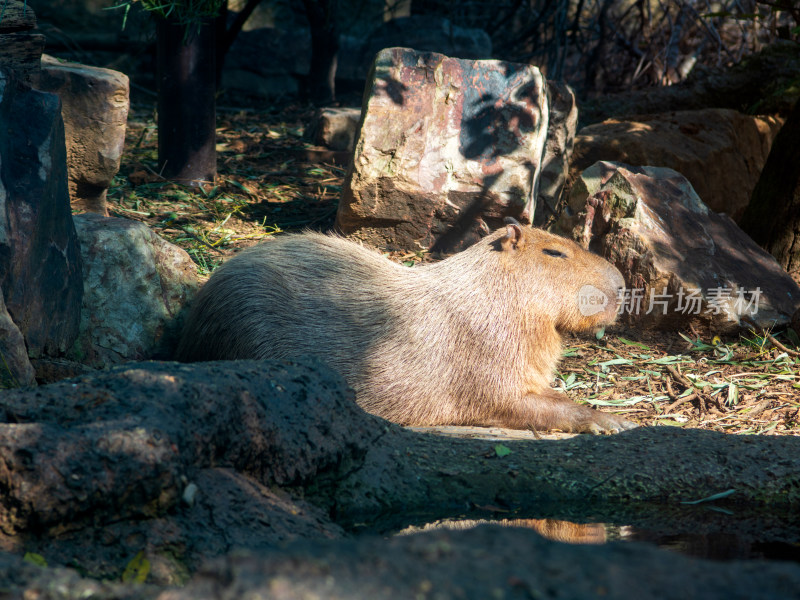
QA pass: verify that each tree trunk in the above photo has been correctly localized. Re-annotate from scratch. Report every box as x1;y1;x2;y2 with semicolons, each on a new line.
740;99;800;279
303;0;340;105
156;18;217;186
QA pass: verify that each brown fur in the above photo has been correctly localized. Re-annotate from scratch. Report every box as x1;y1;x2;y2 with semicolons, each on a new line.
176;223;635;433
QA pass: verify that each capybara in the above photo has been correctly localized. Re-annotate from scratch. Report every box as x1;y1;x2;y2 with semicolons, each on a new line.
176;220;636;434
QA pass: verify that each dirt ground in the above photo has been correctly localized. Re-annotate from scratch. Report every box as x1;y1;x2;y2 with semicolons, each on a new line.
107;102;800;437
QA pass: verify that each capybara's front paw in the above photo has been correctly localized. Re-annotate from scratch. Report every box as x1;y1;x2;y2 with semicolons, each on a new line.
582;411;638;435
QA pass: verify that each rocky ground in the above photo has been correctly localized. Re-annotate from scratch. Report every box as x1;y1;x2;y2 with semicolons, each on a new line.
3;357;800;598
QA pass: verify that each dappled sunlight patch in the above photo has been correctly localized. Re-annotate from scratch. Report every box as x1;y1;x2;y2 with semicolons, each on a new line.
108;103;343;274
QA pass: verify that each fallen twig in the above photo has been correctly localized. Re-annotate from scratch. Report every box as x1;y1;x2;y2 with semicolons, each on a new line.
664;392;699;414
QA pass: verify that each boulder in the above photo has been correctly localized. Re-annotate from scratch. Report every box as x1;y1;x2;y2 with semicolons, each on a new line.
0;2;43;86
534;80;578;227
31;467;345;584
337;47;549;252
558;161;800;331
0;33;44;85
337;16;493;81
570;109;783;221
68;214;202;368
0;358;354;582
312;106;361;152
0;3;82;365
136;526;800;600
0;73;83;359
0;0;36;32
314;83;577;212
0;292;35;388
5;523;800;599
34;55;130;215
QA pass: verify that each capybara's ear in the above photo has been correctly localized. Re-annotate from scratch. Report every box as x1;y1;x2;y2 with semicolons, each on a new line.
501;222;526;252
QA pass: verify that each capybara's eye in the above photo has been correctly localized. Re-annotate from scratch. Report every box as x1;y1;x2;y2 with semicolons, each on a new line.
542;248;567;258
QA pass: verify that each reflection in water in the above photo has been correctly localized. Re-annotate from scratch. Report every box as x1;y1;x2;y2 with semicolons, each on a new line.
398;518;606;544
398;518;800;563
512;519;606;544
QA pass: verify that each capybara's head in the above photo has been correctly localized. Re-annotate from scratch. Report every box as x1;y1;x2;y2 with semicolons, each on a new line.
495;221;625;333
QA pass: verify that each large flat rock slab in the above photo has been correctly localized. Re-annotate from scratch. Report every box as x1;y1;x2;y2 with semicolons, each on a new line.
337;47;549;252
408;425;573;441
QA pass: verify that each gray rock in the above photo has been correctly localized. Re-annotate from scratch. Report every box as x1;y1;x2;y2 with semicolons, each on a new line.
558;161;800;330
534;80;578;227
312;106;361;151
34;55;130;215
0;0;36;34
0;291;35;388
0;72;83;359
68;214;201;368
1;3;45;88
0;31;44;86
4;523;800;598
164;525;800;600
570;109;783;221
32;467;345;585
0;357;358;582
337;47;549;252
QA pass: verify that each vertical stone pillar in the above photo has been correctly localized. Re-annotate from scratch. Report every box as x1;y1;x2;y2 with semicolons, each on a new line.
0;1;83;383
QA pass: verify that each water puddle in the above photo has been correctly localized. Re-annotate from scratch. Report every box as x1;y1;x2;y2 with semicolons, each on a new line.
392;516;800;563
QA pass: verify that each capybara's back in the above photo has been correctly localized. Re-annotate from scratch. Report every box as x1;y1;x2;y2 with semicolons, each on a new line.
176;223;636;433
